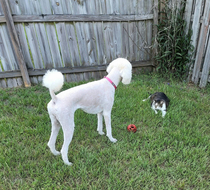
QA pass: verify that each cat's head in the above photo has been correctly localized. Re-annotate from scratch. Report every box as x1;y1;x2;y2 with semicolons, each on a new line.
154;100;164;108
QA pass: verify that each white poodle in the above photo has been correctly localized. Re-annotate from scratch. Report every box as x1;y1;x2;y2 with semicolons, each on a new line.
43;58;132;165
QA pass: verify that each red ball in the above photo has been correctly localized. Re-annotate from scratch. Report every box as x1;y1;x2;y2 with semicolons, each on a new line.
127;124;137;133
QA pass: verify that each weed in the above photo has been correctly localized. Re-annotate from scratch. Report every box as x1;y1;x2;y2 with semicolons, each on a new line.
156;1;194;79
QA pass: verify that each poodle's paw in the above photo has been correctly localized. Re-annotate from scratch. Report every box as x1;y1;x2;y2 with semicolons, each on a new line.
48;143;61;156
53;150;61;156
108;137;117;143
98;131;105;135
64;161;73;166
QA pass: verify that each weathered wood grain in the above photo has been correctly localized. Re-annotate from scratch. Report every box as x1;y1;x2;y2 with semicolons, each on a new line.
25;23;43;69
0;14;154;23
199;28;210;88
65;22;80;66
190;0;203;56
34;23;54;68
184;0;193;34
45;23;63;68
15;24;34;69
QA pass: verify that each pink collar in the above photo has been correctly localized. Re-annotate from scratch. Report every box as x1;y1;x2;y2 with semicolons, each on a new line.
104;76;117;89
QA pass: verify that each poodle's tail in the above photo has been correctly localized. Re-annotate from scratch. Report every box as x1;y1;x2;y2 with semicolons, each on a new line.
42;69;64;103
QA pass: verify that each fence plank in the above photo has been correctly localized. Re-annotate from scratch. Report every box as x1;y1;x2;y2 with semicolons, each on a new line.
121;22;130;60
8;0;21;14
0;0;31;87
192;1;210;84
184;0;193;34
45;24;63;68
0;26;12;71
190;0;203;54
93;22;106;64
15;24;34;69
38;0;52;14
25;23;44;69
56;23;73;67
65;23;80;66
34;23;54;68
199;27;210;88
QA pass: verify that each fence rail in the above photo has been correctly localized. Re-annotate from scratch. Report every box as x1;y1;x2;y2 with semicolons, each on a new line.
0;14;154;23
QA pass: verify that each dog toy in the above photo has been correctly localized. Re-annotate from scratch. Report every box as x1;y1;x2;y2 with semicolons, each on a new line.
127;124;137;133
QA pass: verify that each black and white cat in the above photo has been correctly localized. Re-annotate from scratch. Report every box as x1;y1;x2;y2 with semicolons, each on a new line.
143;92;170;118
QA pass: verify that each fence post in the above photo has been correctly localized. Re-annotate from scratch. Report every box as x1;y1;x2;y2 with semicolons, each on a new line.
0;0;31;87
153;0;158;66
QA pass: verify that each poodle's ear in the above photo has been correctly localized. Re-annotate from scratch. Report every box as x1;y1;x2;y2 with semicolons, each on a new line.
120;68;132;85
106;63;113;74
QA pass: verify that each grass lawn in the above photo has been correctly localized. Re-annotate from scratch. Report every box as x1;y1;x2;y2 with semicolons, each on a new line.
0;73;209;189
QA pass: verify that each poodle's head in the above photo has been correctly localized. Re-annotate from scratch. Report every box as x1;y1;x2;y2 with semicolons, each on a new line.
106;58;132;85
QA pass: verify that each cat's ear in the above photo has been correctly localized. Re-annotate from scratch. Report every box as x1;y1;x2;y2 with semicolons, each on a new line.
160;101;164;106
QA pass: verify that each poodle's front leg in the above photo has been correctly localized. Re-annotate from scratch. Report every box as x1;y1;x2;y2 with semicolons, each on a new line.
103;111;117;143
97;112;104;135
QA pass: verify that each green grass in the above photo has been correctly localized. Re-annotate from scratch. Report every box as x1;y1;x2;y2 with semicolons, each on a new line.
0;73;209;189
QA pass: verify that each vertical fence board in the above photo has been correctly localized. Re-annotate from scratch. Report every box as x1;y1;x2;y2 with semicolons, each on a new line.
199;29;210;88
24;23;43;69
121;22;130;60
34;23;54;68
65;23;80;66
184;0;193;34
113;22;123;58
103;22;115;62
0;25;19;87
15;24;33;69
60;0;72;14
190;0;203;55
128;22;135;62
38;0;52;14
8;0;22;15
45;24;63;68
192;1;210;84
56;23;73;67
84;22;99;79
0;26;12;70
75;22;91;80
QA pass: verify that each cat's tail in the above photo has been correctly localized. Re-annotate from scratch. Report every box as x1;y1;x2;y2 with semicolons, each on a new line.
142;92;151;102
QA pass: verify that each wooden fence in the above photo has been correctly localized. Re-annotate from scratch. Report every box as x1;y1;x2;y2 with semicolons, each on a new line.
185;0;210;88
0;0;158;88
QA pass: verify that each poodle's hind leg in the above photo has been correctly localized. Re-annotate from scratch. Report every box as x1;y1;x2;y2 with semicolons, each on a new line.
47;114;61;156
60;116;75;166
97;112;104;135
